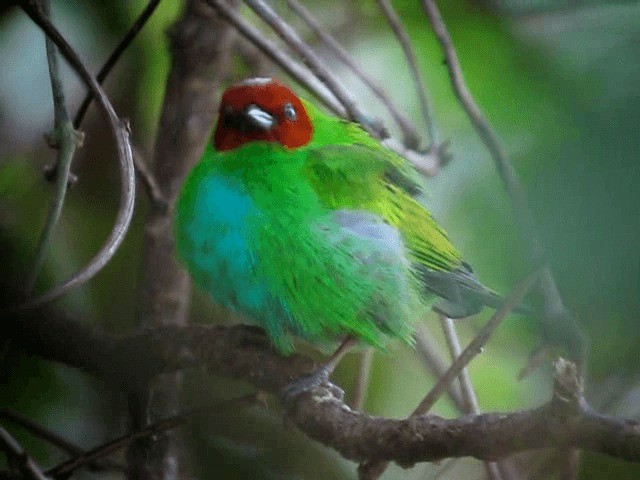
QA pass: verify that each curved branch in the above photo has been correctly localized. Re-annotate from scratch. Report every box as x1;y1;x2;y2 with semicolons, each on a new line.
8;2;135;312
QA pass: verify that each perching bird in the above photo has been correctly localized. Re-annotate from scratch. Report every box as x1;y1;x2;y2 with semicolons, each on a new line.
175;78;511;372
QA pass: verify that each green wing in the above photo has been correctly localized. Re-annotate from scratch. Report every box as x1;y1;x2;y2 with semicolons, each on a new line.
303;141;510;318
303;142;463;273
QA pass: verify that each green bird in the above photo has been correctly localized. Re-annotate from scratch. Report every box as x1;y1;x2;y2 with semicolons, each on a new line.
175;78;509;374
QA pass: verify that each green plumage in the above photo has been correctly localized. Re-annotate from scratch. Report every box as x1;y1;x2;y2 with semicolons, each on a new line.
175;98;490;353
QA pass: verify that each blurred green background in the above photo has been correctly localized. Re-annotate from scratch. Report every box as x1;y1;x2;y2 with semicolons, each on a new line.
1;0;639;478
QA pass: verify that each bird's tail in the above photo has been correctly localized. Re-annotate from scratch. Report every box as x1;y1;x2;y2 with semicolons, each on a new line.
420;263;532;319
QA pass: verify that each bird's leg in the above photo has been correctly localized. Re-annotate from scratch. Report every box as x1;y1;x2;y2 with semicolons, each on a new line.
282;336;358;401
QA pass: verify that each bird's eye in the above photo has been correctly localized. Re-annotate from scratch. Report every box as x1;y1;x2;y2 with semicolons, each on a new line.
283;102;297;121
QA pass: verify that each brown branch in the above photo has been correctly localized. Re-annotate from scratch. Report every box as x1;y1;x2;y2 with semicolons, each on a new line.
4;308;640;470
127;1;239;478
0;409;84;458
0;409;122;473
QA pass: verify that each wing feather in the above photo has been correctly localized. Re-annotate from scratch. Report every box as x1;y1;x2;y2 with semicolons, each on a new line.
303;143;463;273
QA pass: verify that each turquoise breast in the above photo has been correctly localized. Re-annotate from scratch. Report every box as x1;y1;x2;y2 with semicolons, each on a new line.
179;174;273;314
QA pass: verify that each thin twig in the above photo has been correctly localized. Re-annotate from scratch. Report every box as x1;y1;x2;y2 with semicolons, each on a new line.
8;1;135;313
439;314;504;480
439;315;478;413
419;0;586;366
206;0;346;117
132;144;167;211
414;325;465;411
73;0;162;128
242;0;385;138
25;0;83;295
376;0;436;148
359;269;540;479
0;427;49;480
413;269;540;416
46;394;257;479
0;408;83;457
285;0;421;149
207;0;444;176
351;348;374;411
0;409;122;473
382;137;441;176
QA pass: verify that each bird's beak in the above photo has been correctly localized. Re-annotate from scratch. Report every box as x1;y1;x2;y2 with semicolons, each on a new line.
244;104;275;131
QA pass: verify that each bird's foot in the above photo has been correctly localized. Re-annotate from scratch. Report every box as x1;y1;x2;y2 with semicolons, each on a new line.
281;365;332;404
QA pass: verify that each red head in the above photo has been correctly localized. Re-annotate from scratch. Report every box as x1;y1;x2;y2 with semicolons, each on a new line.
213;78;314;151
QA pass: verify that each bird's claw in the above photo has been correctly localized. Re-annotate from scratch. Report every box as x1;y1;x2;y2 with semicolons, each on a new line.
281;366;330;404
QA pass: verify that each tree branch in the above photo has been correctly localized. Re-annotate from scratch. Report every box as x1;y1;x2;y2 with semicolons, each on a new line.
73;0;162;128
0;427;48;480
25;0;83;295
128;1;238;478
285;0;421;149
4;309;640;470
375;0;436;148
10;0;135;313
242;0;383;138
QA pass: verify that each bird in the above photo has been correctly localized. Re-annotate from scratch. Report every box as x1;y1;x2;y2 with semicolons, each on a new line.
174;77;514;389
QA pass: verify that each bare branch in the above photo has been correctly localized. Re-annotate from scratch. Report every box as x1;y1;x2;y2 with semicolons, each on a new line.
9;1;135;312
439;314;504;480
242;0;385;138
419;0;586;365
131;144;167;211
0;408;84;458
0;409;122;473
5;308;640;470
46;395;257;479
73;0;162;128
0;427;49;480
25;0;83;295
352;348;374;411
285;0;421;149
414;325;465;411
376;0;436;147
413;269;540;416
206;0;346;117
